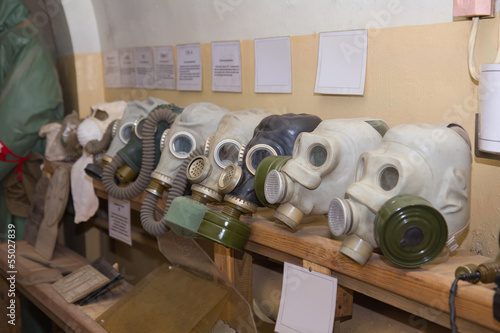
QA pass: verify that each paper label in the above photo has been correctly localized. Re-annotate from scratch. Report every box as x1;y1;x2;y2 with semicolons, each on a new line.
212;41;242;92
103;50;121;88
154;46;176;90
176;44;202;91
108;197;132;246
275;262;337;333
314;30;367;95
134;47;155;89
118;49;136;88
255;37;292;93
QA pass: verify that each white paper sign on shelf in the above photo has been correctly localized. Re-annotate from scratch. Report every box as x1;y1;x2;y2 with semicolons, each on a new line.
103;50;121;88
108;197;132;246
255;36;292;93
176;43;202;91
275;262;337;333
212;41;242;92
118;48;136;88
134;47;155;90
153;46;176;90
314;30;368;95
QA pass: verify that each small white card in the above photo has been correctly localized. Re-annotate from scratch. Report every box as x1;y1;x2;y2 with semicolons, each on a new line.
212;41;242;92
314;30;368;95
255;37;292;93
176;43;202;91
153;46;176;90
275;262;337;333
108;197;132;246
118;49;136;88
134;47;155;89
103;50;121;88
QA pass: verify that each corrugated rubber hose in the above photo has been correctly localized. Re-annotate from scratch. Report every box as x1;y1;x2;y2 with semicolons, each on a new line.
102;106;177;200
140;146;204;235
84;120;117;155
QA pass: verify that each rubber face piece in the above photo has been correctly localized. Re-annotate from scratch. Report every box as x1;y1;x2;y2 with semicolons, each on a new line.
375;194;448;268
84;163;104;182
198;210;251;251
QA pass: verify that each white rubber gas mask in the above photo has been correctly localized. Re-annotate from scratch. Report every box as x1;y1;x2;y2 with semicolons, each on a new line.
70;101;127;223
328;123;472;267
148;102;230;195
77;101;127;145
186;108;273;203
102;97;169;166
264;119;389;229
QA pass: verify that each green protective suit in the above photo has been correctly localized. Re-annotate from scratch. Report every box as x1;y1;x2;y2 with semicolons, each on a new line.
0;0;63;243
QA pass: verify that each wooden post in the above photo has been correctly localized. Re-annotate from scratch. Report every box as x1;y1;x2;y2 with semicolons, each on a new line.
303;260;353;319
213;243;253;304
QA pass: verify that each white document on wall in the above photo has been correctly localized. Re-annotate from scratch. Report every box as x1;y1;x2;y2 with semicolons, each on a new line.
103;50;121;88
212;41;242;92
176;43;202;91
314;30;367;95
255;36;292;93
134;47;155;89
153;46;176;90
108;197;132;246
275;262;337;333
118;48;136;88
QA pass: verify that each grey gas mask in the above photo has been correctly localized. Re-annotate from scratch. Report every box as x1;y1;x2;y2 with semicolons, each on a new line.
263;119;389;229
195;113;322;251
146;102;230;197
186;108;273;204
84;97;168;181
328;123;472;268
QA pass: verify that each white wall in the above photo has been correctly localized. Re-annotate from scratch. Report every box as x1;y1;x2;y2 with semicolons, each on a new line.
48;0;100;56
91;0;453;51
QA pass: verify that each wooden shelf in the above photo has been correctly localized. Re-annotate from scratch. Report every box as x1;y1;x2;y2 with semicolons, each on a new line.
92;180;500;332
0;241;131;333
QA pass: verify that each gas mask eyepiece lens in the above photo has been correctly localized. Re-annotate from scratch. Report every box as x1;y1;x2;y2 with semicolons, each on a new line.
214;139;241;168
378;165;399;191
170;131;196;158
245;144;278;175
308;144;328;167
119;122;134;144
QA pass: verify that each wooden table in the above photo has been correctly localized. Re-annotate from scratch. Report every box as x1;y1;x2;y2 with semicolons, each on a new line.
0;241;130;333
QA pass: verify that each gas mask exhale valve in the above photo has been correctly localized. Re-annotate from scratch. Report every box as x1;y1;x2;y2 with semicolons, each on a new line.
328;123;472;268
196;113;322;251
261;118;390;229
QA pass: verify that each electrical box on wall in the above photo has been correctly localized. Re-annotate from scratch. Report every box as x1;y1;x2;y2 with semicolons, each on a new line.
453;0;495;18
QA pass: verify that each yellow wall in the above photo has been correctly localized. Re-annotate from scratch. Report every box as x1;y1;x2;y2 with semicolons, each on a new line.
101;18;500;256
57;53;105;117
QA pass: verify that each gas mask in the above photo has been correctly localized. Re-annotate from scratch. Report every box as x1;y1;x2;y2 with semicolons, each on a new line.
114;104;183;184
186;108;273;204
263;118;389;229
85;97;167;181
328;123;472;268
77;101;127;146
196;113;322;251
147;102;230;197
70;101;126;223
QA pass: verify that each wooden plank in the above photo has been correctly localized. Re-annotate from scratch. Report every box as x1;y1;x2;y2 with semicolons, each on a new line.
333;272;497;333
0;241;129;333
244;218;500;332
303;260;353;319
